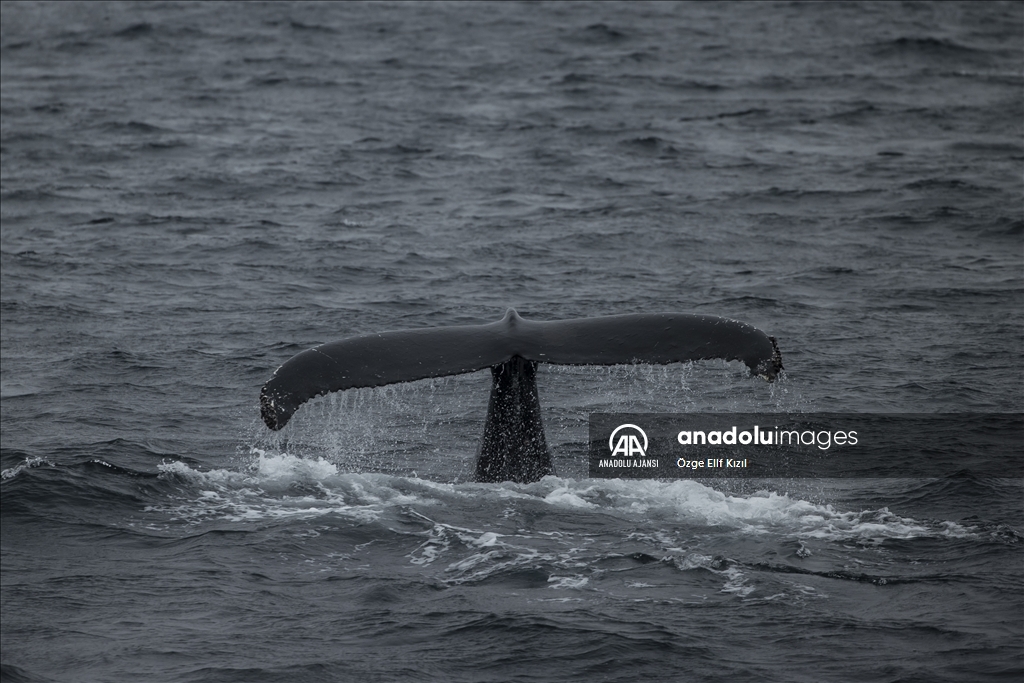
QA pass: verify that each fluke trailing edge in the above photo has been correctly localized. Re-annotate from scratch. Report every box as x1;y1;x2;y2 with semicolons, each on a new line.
260;309;783;483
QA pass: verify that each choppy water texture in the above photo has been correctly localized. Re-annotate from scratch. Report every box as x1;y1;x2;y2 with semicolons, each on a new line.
2;2;1022;682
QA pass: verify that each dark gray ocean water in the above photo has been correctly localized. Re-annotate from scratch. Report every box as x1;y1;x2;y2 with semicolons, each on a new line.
2;2;1022;682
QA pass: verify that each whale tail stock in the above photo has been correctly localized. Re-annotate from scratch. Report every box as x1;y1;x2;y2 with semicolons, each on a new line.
260;309;783;483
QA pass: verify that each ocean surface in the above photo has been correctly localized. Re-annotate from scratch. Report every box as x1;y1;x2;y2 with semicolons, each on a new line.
1;1;1022;681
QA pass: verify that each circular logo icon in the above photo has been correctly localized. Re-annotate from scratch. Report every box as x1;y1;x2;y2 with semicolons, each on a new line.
608;424;648;457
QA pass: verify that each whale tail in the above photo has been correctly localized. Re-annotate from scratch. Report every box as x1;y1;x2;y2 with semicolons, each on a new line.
260;309;783;482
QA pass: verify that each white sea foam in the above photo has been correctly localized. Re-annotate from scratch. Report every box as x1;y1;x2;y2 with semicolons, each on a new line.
151;451;426;526
0;456;51;480
548;575;589;589
151;451;974;544
520;477;967;542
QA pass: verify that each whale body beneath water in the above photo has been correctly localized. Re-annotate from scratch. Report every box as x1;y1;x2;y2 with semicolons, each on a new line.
260;309;783;483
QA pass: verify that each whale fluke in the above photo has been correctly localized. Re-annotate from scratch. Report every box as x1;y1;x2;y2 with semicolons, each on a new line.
259;309;783;482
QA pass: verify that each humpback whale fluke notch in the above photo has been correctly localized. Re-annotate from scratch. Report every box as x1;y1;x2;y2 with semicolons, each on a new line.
260;309;783;483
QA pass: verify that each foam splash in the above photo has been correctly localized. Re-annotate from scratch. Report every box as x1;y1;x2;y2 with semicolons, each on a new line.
158;450;340;486
149;450;976;544
140;453;991;602
548;575;589;589
149;450;427;527
529;478;973;542
0;456;51;480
